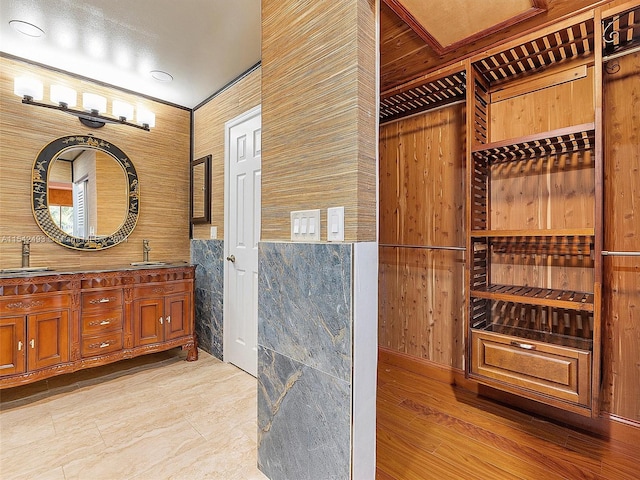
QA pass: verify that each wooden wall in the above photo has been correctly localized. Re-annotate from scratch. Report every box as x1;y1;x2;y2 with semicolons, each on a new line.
0;56;191;269
192;67;261;240
602;51;640;421
379;103;466;368
261;0;377;241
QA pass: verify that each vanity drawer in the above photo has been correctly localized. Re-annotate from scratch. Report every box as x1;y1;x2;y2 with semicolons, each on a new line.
0;293;71;315
471;330;591;406
82;290;123;311
82;310;123;335
134;281;190;299
81;332;123;357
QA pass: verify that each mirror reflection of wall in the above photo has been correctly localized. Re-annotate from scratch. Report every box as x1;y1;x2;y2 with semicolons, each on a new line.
47;147;129;240
48;158;74;235
193;162;205;218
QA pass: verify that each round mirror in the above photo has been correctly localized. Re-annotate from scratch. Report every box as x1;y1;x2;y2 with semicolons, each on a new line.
32;135;139;250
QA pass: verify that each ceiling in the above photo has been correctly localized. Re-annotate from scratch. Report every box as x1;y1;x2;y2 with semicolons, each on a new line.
0;0;261;108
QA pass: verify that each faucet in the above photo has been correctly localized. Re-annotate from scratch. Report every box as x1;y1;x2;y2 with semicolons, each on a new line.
143;239;151;262
21;239;30;268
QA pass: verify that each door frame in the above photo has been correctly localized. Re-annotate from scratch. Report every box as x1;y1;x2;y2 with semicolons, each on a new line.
222;104;262;364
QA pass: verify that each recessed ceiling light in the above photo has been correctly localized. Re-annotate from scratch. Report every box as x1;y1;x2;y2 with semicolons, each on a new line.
150;70;173;82
9;20;45;38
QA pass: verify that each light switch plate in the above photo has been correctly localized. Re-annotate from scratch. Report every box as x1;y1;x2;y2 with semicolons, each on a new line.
327;206;344;242
291;209;321;241
210;226;217;239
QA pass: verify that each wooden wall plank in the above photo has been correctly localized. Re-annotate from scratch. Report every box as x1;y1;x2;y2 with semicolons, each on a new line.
601;50;640;421
378;104;466;368
0;56;191;269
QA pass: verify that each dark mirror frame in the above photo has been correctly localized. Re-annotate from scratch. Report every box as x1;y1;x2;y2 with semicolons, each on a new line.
190;154;211;224
32;135;139;250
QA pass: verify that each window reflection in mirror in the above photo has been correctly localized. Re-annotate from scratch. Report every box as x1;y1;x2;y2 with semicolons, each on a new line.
47;147;129;240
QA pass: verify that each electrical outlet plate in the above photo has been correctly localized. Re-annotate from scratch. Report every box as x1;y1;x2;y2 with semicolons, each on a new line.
291;209;321;241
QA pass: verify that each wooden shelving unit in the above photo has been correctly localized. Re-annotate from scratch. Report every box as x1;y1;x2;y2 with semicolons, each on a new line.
380;69;466;124
465;13;603;416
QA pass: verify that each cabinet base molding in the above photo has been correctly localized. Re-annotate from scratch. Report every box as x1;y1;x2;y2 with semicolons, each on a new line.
1;265;197;390
378;347;640;448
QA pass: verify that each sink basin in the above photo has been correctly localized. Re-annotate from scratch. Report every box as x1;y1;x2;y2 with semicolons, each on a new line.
0;266;51;274
129;261;168;267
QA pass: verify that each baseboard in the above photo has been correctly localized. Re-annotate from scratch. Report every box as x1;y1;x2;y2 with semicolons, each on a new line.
378;346;640;448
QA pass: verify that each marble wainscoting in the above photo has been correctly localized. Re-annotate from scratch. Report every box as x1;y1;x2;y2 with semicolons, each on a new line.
190;239;224;359
258;242;352;480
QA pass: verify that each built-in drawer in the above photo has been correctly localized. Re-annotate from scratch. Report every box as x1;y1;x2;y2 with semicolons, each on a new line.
82;310;123;335
81;332;123;358
81;290;123;311
471;330;591;406
134;281;190;299
0;293;71;315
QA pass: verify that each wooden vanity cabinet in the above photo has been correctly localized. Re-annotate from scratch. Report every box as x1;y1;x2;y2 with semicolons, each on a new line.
0;265;196;389
0;292;70;379
133;282;192;347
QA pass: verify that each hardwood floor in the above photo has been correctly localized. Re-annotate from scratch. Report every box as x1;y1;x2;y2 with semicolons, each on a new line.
376;362;639;480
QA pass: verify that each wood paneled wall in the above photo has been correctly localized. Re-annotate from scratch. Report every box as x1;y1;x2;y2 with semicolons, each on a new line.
261;0;377;242
192;67;261;240
602;51;640;421
0;56;191;269
379;104;466;368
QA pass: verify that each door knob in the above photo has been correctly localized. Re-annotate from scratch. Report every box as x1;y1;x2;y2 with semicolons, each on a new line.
226;255;236;263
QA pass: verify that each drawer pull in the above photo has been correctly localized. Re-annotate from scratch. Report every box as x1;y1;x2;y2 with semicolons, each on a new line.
89;297;116;305
167;315;171;324
17;341;23;351
30;339;35;349
100;320;111;325
88;339;116;349
511;341;535;350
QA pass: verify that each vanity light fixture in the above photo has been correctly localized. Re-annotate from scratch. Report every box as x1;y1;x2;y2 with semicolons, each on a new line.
14;76;154;131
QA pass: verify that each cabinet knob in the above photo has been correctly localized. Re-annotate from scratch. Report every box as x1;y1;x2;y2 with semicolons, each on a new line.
159;317;164;324
226;255;236;263
30;339;35;349
167;315;171;324
17;341;23;351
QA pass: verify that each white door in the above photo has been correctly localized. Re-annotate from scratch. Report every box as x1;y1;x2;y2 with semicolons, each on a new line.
224;106;261;376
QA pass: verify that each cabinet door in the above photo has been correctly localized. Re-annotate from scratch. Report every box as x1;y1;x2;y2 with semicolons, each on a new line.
164;292;191;341
27;310;70;370
133;297;164;346
0;316;26;376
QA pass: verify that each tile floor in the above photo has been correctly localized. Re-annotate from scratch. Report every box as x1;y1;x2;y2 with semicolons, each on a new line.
0;349;268;480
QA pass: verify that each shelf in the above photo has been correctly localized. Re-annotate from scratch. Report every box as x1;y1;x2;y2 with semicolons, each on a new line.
471;284;594;312
474;17;595;84
472;233;594;256
380;70;466;124
471;124;595;163
470;228;594;238
474;323;593;352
